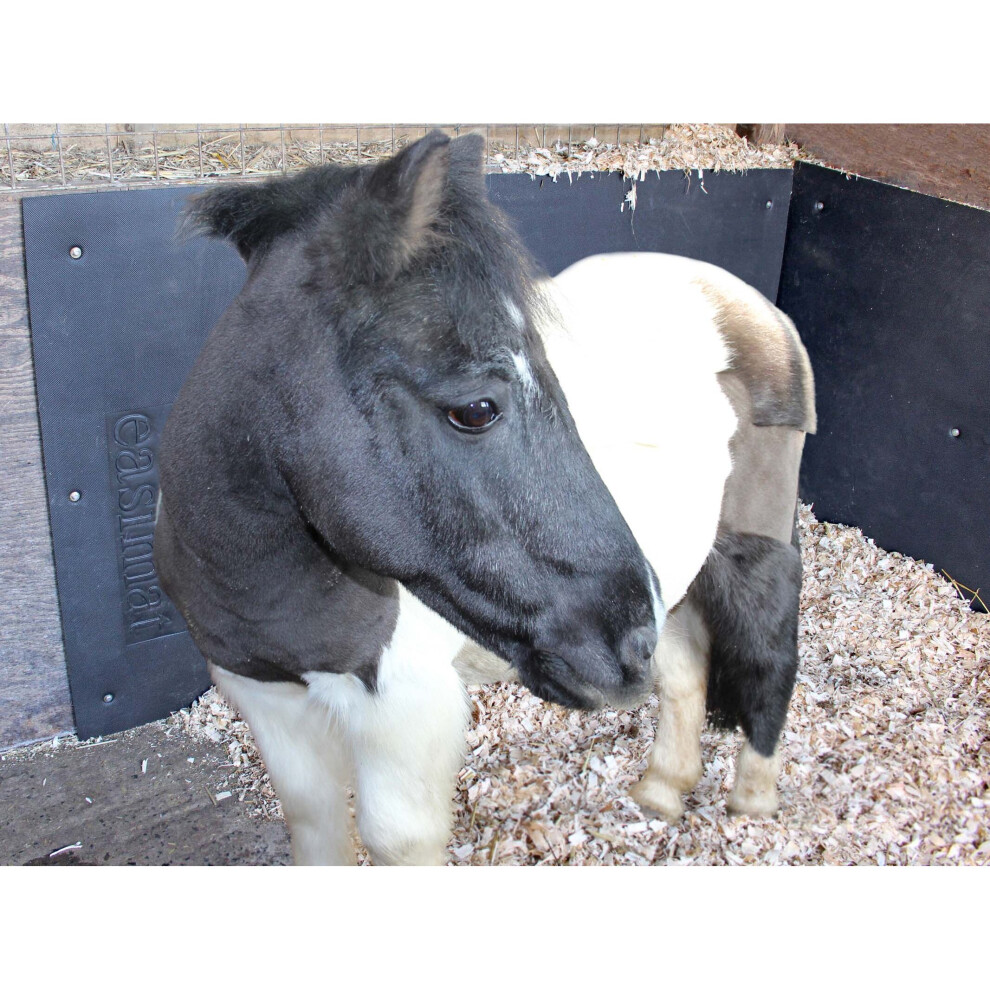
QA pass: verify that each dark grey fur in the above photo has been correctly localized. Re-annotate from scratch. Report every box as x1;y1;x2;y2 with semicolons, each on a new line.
687;520;802;757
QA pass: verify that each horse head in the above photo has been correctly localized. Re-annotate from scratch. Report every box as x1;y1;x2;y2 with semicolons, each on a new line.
178;130;662;708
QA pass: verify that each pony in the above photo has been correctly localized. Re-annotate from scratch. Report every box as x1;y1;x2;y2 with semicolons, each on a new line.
155;130;814;864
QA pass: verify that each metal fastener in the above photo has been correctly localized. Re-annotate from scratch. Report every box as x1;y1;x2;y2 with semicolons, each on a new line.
68;490;81;502
103;693;114;704
813;201;824;213
765;200;773;209
949;428;961;438
69;246;83;259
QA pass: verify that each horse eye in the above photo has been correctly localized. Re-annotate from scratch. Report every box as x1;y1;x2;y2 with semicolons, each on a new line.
447;399;501;433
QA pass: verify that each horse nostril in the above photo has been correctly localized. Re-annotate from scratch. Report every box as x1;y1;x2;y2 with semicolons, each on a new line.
619;625;658;672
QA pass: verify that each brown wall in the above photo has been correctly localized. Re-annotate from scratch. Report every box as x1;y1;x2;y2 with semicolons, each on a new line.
783;124;990;212
4;123;671;153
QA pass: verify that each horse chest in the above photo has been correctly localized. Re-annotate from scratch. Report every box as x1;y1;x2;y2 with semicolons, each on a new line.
156;500;400;685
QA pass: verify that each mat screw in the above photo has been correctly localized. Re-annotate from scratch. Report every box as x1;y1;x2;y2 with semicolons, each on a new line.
68;490;81;502
69;246;83;259
949;427;961;438
103;693;114;704
765;200;773;209
813;201;824;213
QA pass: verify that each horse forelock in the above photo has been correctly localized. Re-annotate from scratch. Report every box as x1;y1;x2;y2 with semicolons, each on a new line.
316;193;552;384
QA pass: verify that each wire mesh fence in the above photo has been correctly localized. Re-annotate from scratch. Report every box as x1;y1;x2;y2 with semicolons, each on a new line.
1;123;671;192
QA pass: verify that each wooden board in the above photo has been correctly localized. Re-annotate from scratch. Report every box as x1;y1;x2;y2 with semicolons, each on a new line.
0;724;291;865
785;124;990;213
0;195;73;749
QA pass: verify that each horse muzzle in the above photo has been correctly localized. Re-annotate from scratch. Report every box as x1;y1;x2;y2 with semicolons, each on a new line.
517;623;658;710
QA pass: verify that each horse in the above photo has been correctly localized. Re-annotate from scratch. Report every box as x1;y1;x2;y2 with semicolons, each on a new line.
155;130;815;864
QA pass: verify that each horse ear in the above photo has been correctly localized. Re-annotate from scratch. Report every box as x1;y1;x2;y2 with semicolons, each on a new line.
365;129;452;271
447;133;487;195
313;130;452;285
183;167;352;262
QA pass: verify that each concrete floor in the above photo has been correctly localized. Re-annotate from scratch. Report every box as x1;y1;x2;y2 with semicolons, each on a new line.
0;722;291;866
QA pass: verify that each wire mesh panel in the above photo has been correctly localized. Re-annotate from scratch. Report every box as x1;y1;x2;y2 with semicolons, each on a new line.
1;124;672;191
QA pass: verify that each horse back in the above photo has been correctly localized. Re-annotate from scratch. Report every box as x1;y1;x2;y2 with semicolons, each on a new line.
695;265;816;435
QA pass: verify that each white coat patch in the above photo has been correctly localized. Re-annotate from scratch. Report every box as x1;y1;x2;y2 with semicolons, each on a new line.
540;252;738;610
511;350;539;399
504;295;525;330
304;585;470;864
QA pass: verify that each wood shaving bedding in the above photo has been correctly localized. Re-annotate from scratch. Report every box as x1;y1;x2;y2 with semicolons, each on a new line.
487;123;801;181
172;503;989;866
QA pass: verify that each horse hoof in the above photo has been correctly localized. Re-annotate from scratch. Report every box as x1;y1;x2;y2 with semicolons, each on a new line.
629;777;685;823
725;786;780;818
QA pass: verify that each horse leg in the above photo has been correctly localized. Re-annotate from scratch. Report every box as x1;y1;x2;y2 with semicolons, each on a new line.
630;598;710;822
698;530;802;818
722;645;794;817
210;663;355;865
632;526;801;822
708;387;807;817
727;742;783;817
721;567;799;818
307;587;470;866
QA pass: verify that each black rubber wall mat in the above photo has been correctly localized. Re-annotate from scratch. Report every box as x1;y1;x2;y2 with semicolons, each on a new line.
23;189;247;738
489;169;792;300
779;162;990;608
23;169;793;738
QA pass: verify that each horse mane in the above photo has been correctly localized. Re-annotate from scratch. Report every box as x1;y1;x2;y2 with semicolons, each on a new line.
180;165;362;261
